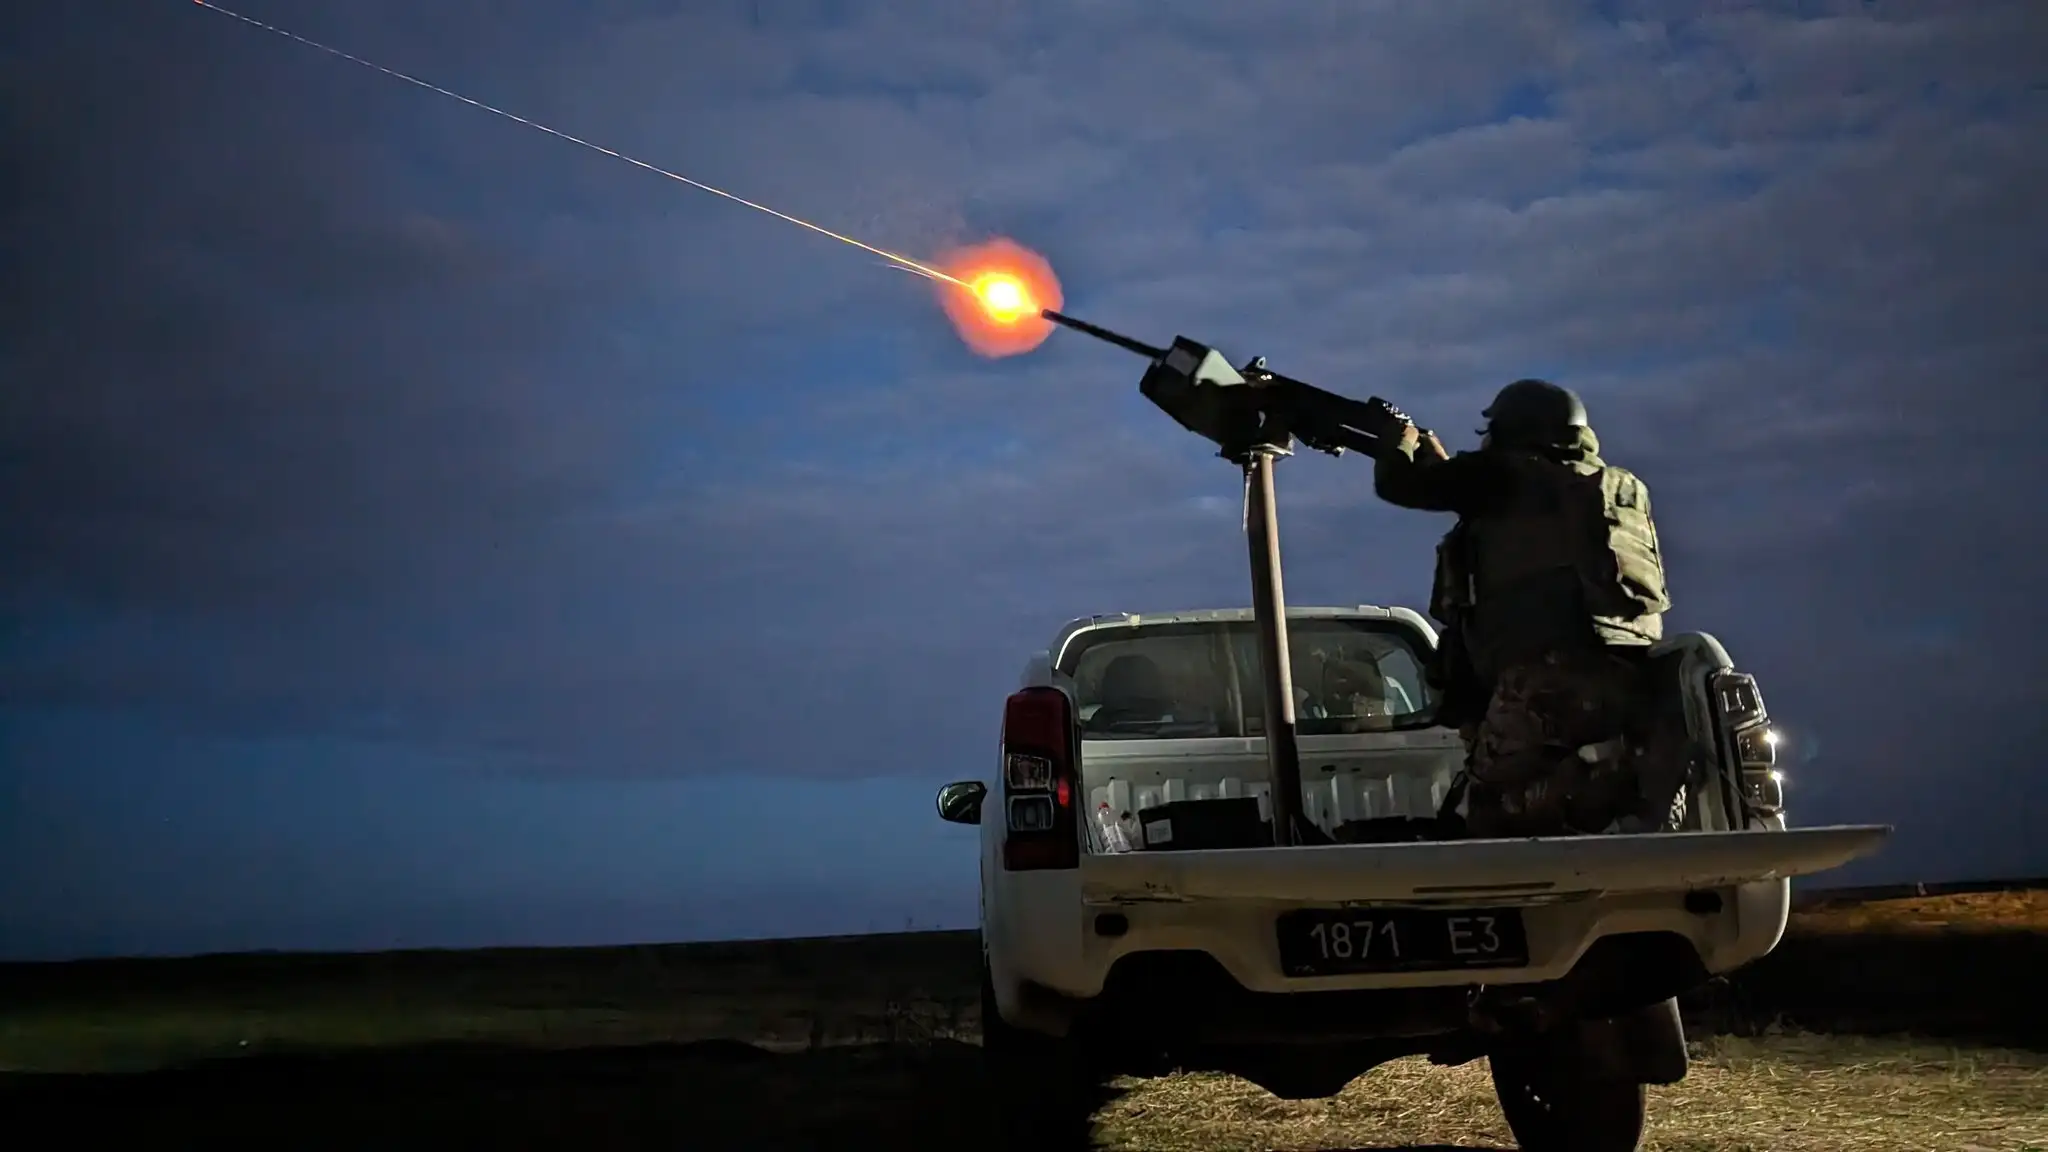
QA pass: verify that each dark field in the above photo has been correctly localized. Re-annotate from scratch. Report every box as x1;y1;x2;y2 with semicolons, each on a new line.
3;890;2045;1150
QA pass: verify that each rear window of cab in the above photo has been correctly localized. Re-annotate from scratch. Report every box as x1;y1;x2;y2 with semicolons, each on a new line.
1059;619;1438;739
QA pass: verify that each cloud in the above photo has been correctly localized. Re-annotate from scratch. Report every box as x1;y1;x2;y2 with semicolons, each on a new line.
4;0;2045;881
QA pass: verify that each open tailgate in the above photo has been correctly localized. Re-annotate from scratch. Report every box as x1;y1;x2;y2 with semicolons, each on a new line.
1080;825;1892;904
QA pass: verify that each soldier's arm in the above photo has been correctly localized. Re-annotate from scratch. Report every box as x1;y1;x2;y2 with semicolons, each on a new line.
1373;433;1494;514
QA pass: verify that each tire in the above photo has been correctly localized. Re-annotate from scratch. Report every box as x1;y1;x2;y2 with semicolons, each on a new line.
982;968;1097;1152
1490;1046;1647;1152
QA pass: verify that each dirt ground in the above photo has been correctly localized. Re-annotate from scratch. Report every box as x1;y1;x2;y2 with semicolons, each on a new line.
1692;890;2048;1046
3;890;2045;1150
1791;888;2048;934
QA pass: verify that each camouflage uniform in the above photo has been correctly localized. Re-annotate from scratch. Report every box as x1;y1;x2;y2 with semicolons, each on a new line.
1374;417;1673;838
1459;650;1648;837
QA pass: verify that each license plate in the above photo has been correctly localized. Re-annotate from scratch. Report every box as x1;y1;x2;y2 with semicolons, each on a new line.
1276;908;1530;977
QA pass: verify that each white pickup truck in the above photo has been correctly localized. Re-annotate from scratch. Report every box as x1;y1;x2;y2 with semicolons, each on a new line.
935;605;1889;1152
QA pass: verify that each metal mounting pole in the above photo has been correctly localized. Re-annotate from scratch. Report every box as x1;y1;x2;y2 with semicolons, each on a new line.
1242;445;1305;848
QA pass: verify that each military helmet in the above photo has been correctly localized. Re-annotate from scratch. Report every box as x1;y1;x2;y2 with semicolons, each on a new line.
1481;378;1587;447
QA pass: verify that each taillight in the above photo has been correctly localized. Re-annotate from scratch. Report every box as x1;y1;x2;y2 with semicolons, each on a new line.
1713;670;1783;819
1710;671;1765;728
1736;725;1785;817
1000;686;1079;871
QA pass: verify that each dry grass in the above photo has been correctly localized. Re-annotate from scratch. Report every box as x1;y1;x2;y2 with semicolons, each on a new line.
1096;1035;2048;1151
1792;889;2048;935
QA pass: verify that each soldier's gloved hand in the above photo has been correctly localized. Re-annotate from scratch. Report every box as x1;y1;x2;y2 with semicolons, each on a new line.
1400;423;1448;462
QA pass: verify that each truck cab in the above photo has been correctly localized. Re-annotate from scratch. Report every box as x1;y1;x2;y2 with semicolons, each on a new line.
936;605;1888;1152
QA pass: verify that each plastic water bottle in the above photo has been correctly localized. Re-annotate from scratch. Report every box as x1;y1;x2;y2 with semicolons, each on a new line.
1096;802;1133;853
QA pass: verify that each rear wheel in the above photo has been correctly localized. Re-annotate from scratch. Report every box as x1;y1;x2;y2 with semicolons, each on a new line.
982;968;1097;1151
1490;1045;1647;1152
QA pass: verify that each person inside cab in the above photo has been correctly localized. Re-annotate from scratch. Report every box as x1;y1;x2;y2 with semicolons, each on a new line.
1086;653;1180;735
1306;652;1393;733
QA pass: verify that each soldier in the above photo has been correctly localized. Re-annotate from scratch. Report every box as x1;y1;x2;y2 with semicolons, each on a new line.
1372;379;1674;837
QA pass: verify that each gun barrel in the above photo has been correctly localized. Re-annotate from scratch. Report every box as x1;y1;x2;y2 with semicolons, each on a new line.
1041;309;1166;360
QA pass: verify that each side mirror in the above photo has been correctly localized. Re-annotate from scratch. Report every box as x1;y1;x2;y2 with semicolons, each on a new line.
935;780;987;825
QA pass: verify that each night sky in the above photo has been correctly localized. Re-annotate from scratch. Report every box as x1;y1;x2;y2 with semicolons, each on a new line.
4;1;2044;961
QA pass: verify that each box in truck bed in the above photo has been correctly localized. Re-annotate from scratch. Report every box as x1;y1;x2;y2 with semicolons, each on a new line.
1137;797;1269;851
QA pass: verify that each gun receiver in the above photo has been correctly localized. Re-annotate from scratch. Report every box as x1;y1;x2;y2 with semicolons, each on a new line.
1038;310;1421;460
1238;357;1418;460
